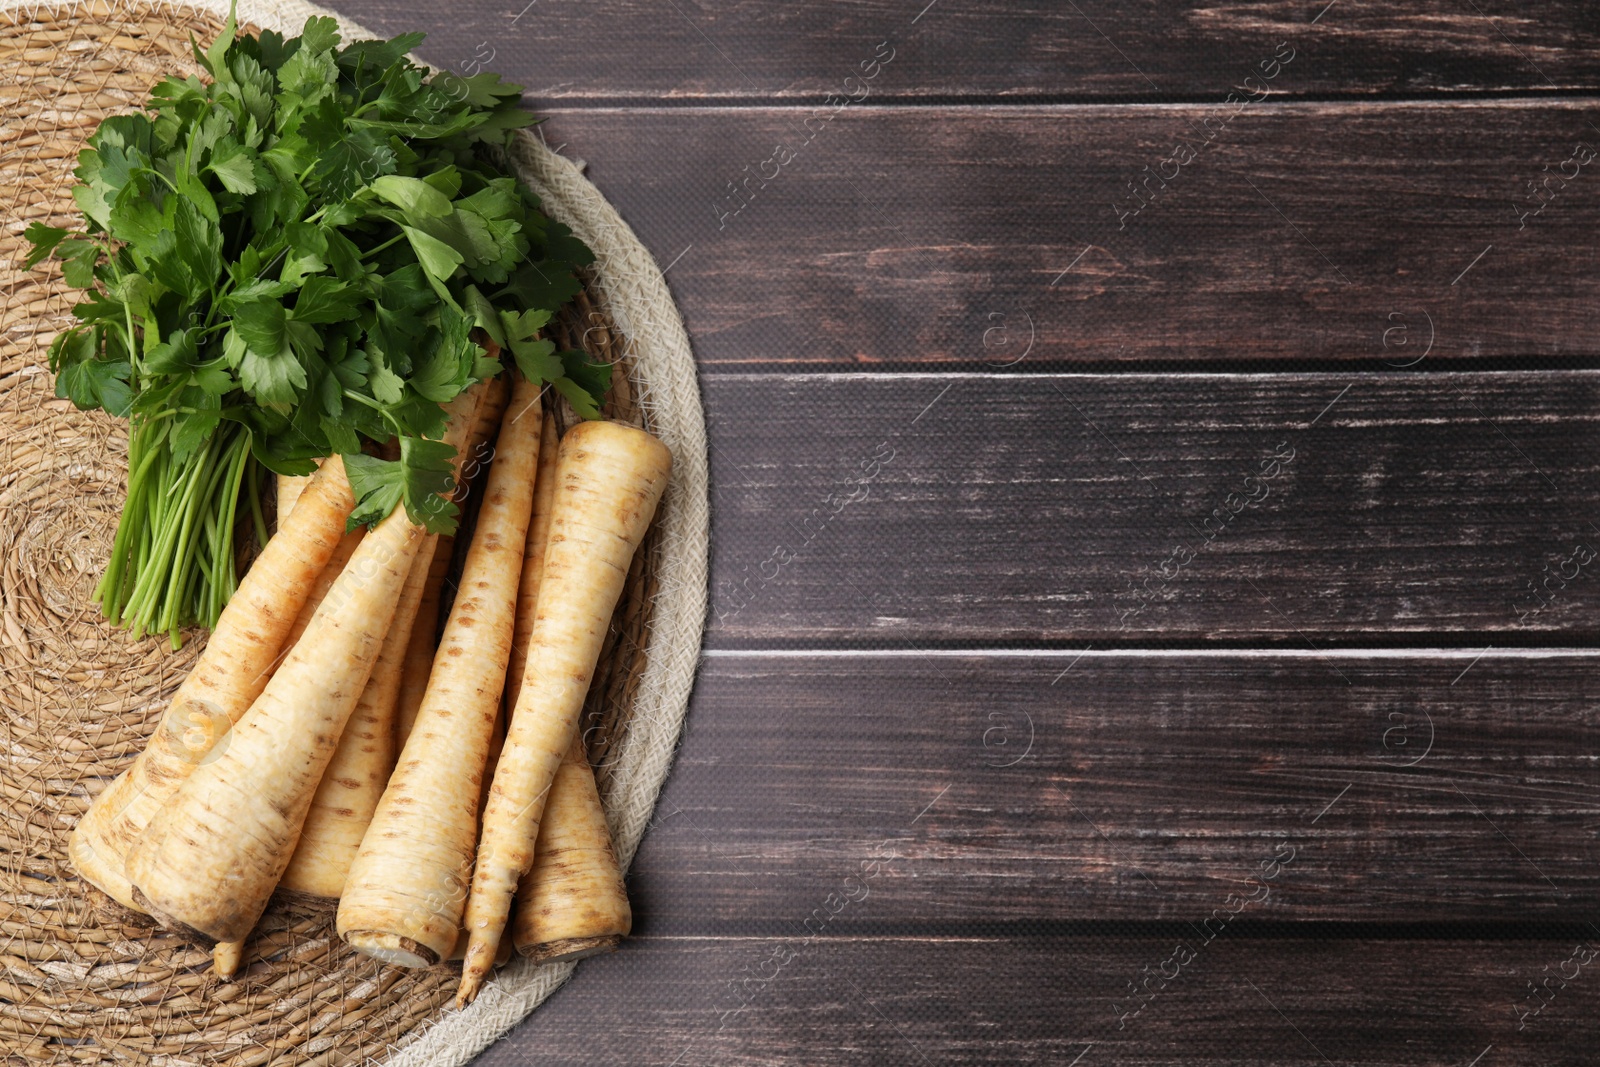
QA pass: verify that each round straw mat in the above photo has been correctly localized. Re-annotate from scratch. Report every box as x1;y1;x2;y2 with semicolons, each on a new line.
0;1;710;1062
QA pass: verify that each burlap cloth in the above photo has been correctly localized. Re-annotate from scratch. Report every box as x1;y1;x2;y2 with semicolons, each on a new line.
0;1;710;1061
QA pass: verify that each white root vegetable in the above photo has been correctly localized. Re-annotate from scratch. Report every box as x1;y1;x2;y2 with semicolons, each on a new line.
124;393;481;943
506;415;632;963
276;533;441;899
389;377;507;750
395;534;452;750
70;457;357;910
272;528;363;668
511;733;631;963
457;420;671;1004
504;415;559;712
337;379;545;968
211;938;244;980
214;466;358;975
275;473;309;527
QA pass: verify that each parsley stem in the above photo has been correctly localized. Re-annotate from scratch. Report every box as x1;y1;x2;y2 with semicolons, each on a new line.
361;232;406;259
158;445;211;638
343;388;407;440
246;449;268;550
122;302;142;383
130;440;209;623
99;419;254;637
165;428;238;642
96;420;164;624
224;448;245;553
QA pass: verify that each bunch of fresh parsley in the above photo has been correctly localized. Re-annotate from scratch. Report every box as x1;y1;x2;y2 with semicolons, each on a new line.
24;8;607;645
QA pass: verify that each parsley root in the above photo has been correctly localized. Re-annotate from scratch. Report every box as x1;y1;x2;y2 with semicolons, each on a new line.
505;415;632;965
396;533;453;750
505;415;560;711
69;457;357;911
512;734;632;963
126;393;481;943
457;420;670;1005
338;378;544;968
277;532;440;899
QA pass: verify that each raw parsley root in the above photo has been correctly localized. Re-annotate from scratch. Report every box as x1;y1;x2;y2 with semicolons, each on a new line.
508;427;631;966
512;734;632;964
277;529;436;899
337;377;544;968
126;391;481;944
25;6;607;643
458;420;670;1004
396;531;453;749
68;456;357;911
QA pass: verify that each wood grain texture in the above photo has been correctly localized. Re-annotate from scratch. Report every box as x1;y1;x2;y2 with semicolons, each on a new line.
703;371;1600;644
336;0;1600;102
528;101;1600;367
308;2;1600;1060
474;933;1600;1066
617;652;1600;928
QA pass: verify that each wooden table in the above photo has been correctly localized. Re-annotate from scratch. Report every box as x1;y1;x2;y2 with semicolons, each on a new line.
336;2;1600;1062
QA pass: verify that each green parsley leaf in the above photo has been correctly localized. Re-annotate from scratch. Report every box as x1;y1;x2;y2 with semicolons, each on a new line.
402;224;464;282
202;0;238;84
229;304;308;407
22;223;69;269
52;329;132;416
344;434;459;533
144;327;200;375
411;304;476;402
173;197;223;291
58;239;100;288
170;390;221;462
555;349;611;419
370;174;453;219
497;258;582;309
297;16;342;57
193;358;235;395
315;126;396;201
509;334;560;385
231;298;285;355
336;31;425;75
208;142;258;193
366;353;405;404
343;453;404;530
291;275;361;323
463;284;506;346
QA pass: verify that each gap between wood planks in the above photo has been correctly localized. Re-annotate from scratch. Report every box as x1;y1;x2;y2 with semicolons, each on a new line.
700;647;1599;659
698;369;1600;380
535;88;1600;109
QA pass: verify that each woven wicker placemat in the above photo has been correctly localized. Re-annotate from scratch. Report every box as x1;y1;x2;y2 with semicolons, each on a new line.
0;2;708;1063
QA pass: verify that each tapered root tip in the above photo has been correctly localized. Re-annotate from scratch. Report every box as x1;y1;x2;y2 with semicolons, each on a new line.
213;940;244;980
456;940;498;1008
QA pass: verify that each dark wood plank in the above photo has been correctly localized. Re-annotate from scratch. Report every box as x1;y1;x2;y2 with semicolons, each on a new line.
530;101;1600;366
475;933;1600;1066
617;652;1600;927
336;0;1600;101
703;371;1600;644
